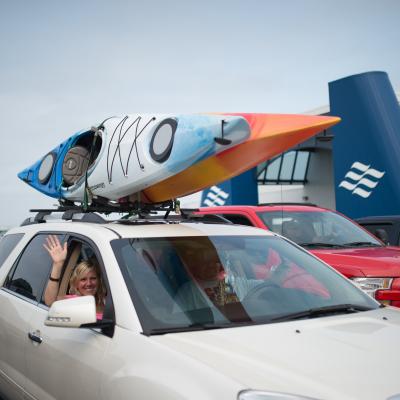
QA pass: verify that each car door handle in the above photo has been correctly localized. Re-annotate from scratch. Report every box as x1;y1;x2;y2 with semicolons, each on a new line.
28;331;43;344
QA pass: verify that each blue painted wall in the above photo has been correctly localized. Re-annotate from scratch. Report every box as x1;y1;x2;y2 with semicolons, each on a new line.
329;71;400;218
201;168;258;206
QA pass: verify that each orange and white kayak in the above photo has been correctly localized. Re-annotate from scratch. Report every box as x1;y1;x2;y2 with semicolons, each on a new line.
139;113;341;203
19;112;340;206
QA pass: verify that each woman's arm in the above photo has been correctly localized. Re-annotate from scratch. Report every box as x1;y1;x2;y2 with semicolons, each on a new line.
43;235;67;306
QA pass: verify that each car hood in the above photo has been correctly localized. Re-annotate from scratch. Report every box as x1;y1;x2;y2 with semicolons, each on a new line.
310;246;400;277
155;308;400;400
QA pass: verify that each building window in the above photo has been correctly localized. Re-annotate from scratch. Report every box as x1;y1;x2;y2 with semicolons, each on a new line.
257;150;311;184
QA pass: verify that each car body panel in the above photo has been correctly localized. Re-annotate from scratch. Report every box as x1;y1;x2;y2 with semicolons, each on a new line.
25;304;109;400
100;325;243;400
0;232;43;398
154;307;400;400
0;290;31;400
313;246;400;277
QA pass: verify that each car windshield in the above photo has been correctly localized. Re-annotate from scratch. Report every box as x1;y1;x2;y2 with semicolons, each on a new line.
111;235;378;334
257;210;382;248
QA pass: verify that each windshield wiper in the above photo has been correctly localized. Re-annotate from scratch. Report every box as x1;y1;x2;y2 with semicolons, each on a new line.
270;303;375;323
298;242;346;248
342;241;381;248
147;304;377;334
148;320;253;335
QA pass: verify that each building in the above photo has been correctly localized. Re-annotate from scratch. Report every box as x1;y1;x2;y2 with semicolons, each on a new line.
190;71;400;219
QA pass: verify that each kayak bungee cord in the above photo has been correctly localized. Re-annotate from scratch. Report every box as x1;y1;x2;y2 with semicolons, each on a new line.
107;115;155;183
127;116;156;174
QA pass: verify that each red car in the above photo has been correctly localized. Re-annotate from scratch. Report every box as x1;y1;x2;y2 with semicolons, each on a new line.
197;204;400;307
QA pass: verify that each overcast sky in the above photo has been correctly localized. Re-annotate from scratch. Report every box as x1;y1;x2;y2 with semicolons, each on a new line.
1;0;400;228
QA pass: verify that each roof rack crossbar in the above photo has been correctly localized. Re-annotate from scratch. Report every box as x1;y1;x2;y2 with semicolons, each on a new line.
25;199;183;225
23;204;233;226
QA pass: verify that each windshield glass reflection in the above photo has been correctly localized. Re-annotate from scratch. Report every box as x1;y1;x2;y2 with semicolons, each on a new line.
111;235;377;334
258;210;382;248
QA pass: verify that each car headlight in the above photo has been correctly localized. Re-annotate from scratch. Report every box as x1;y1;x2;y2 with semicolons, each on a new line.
350;277;393;297
238;390;321;400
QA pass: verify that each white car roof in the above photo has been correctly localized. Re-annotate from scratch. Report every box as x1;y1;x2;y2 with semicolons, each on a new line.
107;221;272;238
8;216;274;240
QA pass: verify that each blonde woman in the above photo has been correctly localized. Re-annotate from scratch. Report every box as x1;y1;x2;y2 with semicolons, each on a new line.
43;235;106;319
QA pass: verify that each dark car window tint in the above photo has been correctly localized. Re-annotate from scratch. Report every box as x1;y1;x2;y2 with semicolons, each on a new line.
6;234;62;302
361;224;393;243
0;233;24;270
222;214;253;226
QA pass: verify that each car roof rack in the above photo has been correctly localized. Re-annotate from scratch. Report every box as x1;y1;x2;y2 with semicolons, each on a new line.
20;208;108;226
20;202;233;226
117;212;233;225
20;199;180;226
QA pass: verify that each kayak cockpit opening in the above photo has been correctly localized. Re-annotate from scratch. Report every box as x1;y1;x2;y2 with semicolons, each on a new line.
62;131;103;187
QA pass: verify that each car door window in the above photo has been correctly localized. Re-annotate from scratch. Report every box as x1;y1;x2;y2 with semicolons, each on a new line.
361;223;392;240
221;214;253;226
5;234;64;302
0;233;24;270
52;236;112;325
60;239;102;295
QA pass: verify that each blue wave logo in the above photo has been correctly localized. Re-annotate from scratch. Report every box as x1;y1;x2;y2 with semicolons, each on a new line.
203;185;229;206
339;161;385;198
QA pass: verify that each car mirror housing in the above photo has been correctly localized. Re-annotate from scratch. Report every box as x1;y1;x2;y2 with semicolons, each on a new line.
45;295;97;328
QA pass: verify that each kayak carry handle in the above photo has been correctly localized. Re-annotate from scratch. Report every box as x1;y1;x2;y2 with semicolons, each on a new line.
214;120;232;145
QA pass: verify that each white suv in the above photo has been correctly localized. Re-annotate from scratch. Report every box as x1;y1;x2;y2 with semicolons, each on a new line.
1;211;400;400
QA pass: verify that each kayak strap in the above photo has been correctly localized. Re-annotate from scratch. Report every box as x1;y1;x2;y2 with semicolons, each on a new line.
83;125;103;210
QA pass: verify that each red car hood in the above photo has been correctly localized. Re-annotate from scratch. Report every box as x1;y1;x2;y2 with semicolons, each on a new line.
310;246;400;277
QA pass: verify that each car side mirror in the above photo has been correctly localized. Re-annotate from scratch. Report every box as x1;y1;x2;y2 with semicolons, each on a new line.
45;295;97;328
374;228;389;245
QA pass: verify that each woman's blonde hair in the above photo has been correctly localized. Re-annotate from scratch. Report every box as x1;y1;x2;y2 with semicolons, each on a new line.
69;260;106;307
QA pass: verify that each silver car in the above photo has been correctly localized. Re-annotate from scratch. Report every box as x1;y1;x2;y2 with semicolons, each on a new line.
0;213;399;400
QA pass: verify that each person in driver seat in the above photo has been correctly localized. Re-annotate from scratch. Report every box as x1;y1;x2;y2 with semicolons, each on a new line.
43;235;106;319
282;220;305;244
174;248;262;311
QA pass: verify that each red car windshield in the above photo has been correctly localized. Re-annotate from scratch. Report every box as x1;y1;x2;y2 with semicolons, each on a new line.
257;210;382;248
